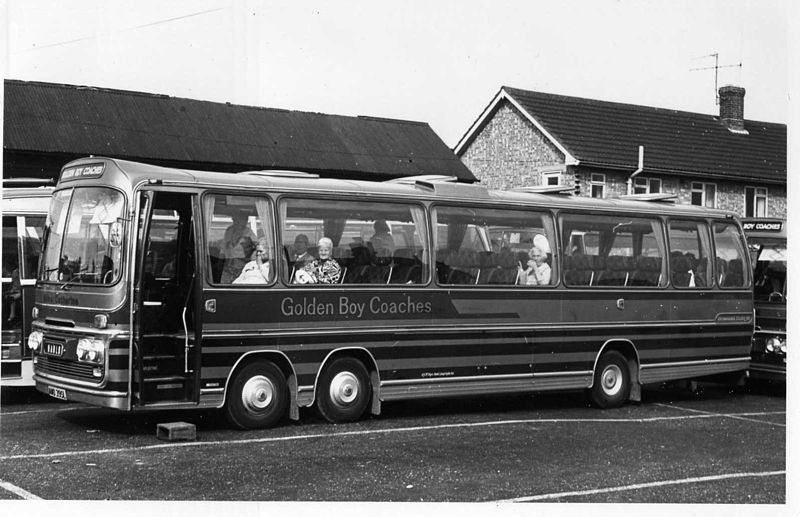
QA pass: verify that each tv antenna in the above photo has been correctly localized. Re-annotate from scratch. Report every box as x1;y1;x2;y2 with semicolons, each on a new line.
689;53;742;105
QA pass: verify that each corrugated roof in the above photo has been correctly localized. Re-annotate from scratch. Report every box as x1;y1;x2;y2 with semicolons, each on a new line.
4;79;476;182
461;86;786;183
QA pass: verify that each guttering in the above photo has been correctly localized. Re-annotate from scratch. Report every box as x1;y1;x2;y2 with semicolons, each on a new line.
626;146;645;195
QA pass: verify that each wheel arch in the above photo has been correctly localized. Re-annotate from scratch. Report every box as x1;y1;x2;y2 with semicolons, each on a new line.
222;350;300;420
313;347;382;416
590;338;642;402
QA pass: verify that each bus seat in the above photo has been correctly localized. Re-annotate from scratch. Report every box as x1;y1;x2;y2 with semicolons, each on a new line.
391;247;419;284
596;255;631;286
495;251;520;285
344;245;371;283
365;254;393;284
694;256;708;287
564;254;592;286
477;252;498;284
208;244;223;283
629;256;662;287
722;258;744;287
435;249;453;284
671;254;692;287
446;249;480;285
715;257;727;286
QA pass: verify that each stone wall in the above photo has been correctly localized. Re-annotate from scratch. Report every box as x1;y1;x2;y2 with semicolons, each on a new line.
459;102;564;191
457;101;787;220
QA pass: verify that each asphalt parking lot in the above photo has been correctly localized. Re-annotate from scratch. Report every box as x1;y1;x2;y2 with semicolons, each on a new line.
0;381;786;505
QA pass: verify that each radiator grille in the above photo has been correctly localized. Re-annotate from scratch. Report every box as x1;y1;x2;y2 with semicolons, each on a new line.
37;355;102;382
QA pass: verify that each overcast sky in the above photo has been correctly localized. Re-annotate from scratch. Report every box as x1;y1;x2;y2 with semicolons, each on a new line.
1;0;793;148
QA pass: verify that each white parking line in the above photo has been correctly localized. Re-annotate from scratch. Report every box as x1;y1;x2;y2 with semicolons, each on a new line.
496;470;786;502
0;411;786;462
0;479;43;500
1;406;92;417
655;403;786;427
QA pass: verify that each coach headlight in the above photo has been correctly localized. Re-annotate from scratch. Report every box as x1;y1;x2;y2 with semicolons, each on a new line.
27;331;43;351
76;338;105;364
765;336;785;355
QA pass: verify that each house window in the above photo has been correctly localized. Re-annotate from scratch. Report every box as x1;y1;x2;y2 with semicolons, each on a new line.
590;173;605;198
542;172;560;186
633;177;661;194
745;187;767;217
691;182;717;208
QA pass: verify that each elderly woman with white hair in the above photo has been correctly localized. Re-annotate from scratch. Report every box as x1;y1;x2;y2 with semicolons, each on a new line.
294;237;342;284
517;245;551;286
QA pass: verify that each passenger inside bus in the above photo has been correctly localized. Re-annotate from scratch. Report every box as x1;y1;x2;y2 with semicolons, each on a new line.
517;245;551;285
233;238;272;284
222;236;255;284
220;211;256;283
2;266;21;324
369;219;395;257
291;234;314;265
295;237;341;284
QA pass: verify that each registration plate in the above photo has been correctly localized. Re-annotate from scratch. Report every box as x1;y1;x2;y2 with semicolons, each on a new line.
48;386;67;401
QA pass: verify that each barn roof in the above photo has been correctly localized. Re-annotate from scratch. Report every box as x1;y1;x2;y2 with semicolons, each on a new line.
4;79;476;182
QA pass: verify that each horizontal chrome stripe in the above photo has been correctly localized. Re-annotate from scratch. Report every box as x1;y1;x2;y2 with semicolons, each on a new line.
380;373;591;401
749;364;786;374
382;370;591;387
639;358;749;384
534;370;592;377
200;320;752;340
640;356;751;370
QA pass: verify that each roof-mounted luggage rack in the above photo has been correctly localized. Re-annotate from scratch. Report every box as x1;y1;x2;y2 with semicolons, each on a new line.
513;185;575;195
2;178;55;188
385;174;459;185
387;174;461;192
619;193;677;202
239;170;320;179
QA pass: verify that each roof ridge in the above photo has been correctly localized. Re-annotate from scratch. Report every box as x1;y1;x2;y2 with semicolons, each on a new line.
3;78;425;127
501;85;786;127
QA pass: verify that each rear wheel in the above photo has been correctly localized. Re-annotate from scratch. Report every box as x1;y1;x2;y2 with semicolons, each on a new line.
225;360;289;429
317;357;372;423
589;350;630;408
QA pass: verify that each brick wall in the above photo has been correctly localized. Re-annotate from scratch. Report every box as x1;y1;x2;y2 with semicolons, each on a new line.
459;102;564;190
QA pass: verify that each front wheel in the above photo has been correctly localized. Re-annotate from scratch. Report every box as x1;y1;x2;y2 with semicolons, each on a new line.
317;357;372;424
589;351;630;408
225;360;289;429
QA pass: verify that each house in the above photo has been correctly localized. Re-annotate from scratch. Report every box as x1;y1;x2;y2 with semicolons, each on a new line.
3;79;476;183
455;85;786;219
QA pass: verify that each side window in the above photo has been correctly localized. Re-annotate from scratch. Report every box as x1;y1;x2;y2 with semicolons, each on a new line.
280;198;429;285
713;222;749;288
667;220;713;288
433;206;556;286
203;194;275;285
560;213;666;288
21;216;45;279
2;216;22;328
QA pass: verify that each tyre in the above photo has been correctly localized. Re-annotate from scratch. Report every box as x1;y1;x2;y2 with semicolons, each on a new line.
589;350;630;408
225;360;289;430
316;357;372;423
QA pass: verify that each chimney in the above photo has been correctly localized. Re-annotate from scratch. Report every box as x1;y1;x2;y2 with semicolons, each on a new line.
719;85;746;132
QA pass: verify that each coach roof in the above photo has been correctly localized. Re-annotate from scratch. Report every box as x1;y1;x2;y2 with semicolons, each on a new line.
66;157;736;219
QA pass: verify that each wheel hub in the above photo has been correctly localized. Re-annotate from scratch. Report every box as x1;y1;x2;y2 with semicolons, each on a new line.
329;371;359;407
601;365;623;395
241;375;275;412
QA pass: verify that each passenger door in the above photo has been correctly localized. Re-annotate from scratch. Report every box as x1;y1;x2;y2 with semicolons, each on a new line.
133;191;200;405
